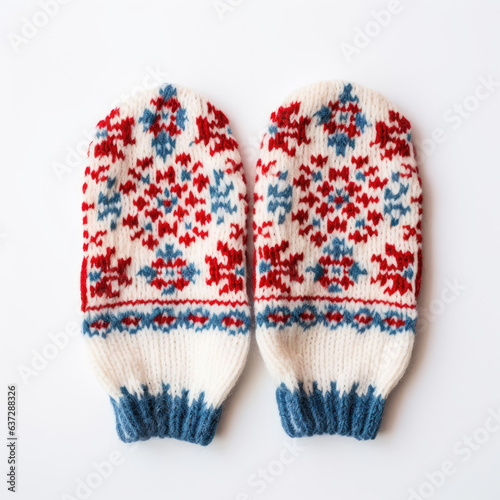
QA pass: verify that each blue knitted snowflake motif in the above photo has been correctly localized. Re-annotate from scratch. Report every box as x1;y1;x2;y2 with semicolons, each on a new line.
210;169;237;224
156;186;179;215
138;84;188;161
306;237;367;293
137;243;199;295
384;172;411;226
267;171;293;224
314;83;369;157
97;177;121;230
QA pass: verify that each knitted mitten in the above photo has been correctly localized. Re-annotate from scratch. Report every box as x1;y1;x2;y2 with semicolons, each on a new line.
81;84;250;445
254;81;422;440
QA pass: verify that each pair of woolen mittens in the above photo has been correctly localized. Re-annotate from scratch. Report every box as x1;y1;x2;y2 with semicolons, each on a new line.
81;81;422;445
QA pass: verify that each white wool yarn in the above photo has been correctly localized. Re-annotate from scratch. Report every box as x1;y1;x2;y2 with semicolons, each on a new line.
253;81;422;440
81;84;250;445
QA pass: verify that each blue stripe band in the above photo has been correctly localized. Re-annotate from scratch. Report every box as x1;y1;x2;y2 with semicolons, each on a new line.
257;303;415;334
111;384;221;445
276;382;385;440
83;306;250;337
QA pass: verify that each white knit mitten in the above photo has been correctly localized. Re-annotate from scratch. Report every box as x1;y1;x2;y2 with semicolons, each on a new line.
254;81;422;440
81;84;250;445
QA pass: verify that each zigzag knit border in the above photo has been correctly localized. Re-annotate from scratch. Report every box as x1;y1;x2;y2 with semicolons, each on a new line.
255;295;416;309
83;305;250;338
256;302;416;334
84;298;249;312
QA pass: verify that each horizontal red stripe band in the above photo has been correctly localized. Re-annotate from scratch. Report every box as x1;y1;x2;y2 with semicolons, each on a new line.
254;295;416;309
84;298;249;312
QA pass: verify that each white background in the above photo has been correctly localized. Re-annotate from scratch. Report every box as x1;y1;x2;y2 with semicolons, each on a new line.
1;0;500;499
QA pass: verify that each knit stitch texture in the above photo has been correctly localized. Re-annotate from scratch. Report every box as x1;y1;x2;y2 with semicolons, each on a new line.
253;81;422;440
81;84;250;445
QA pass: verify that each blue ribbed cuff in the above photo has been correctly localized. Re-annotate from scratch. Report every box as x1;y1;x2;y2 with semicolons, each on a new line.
110;384;222;446
276;382;385;440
